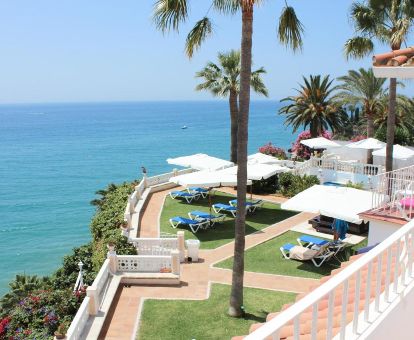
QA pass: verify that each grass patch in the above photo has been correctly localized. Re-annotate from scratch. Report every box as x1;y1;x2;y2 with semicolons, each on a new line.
138;284;296;340
215;231;368;279
160;191;297;249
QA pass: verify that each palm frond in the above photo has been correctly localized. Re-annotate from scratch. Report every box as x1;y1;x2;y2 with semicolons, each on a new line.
344;36;374;59
153;0;188;33
278;5;304;52
213;0;240;14
185;17;213;58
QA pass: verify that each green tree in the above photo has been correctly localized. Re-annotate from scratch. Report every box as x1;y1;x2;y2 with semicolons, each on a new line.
196;49;268;163
337;68;386;138
279;75;348;137
344;0;414;172
153;0;304;317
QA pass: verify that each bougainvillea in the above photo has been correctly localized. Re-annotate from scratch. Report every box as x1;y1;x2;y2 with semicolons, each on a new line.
291;130;332;159
258;142;287;160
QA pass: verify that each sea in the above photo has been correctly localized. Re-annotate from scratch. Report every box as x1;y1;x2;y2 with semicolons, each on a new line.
0;100;294;296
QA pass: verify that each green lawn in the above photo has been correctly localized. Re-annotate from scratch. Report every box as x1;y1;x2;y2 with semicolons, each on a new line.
215;231;368;279
160;191;297;249
138;284;296;340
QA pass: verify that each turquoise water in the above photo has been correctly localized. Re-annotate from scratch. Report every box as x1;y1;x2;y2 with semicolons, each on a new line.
0;101;293;295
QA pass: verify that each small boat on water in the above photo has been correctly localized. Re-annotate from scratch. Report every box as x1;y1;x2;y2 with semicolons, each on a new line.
181;125;188;129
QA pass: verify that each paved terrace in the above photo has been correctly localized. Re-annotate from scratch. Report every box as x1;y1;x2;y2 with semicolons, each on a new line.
100;188;317;340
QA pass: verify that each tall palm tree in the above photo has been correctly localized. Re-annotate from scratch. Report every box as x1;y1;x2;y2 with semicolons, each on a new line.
153;0;304;317
196;50;268;163
337;68;386;138
279;75;348;138
344;0;414;172
375;95;414;135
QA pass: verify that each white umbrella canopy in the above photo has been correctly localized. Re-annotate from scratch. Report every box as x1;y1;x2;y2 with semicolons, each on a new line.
247;153;280;165
300;137;340;149
281;184;383;224
221;163;289;180
167;153;234;171
346;138;386;150
372;144;414;160
169;169;252;188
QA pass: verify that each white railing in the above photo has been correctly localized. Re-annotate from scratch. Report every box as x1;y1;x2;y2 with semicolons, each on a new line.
145;168;193;187
66;296;90;340
371;165;414;221
307;157;383;176
93;260;111;298
117;255;172;272
130;237;178;255
246;219;414;340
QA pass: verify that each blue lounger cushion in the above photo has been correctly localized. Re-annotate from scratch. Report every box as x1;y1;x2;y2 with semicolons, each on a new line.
189;211;215;218
171;191;194;197
282;243;296;251
213;203;236;210
171;217;204;225
189;187;209;193
299;235;329;246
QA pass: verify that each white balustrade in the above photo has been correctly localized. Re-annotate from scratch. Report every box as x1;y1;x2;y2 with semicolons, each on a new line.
130;237;178;255
66;296;90;340
145;168;193;187
371;164;414;220
117;255;172;272
245;218;414;340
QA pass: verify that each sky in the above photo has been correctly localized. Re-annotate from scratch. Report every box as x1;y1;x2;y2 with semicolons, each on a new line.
0;0;412;104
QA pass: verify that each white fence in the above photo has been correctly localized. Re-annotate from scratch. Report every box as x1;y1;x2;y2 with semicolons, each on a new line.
145;168;193;187
117;255;172;272
66;296;90;340
246;219;414;340
371;165;414;221
130;237;178;255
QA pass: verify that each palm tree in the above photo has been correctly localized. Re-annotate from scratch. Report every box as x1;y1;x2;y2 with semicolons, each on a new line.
279;75;348;138
337;68;386;138
196;50;268;163
153;0;304;317
344;0;414;172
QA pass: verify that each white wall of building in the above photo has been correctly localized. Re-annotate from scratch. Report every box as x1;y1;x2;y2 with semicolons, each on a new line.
366;219;402;246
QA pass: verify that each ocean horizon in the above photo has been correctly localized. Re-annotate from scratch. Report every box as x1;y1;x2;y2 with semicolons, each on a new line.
0;100;294;295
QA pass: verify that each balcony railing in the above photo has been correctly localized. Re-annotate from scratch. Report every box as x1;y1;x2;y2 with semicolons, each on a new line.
371;165;414;221
245;218;414;340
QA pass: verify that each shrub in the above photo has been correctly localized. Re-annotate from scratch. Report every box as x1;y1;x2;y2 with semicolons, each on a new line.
258;143;287;160
345;181;364;190
291;130;332;160
278;173;320;197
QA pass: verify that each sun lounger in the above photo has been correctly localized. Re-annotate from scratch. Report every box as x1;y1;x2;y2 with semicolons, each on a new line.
212;203;238;217
229;199;264;213
188;210;226;226
396;197;414;221
169;217;209;233
187;187;209;199
280;243;334;267
169;190;200;203
297;235;346;255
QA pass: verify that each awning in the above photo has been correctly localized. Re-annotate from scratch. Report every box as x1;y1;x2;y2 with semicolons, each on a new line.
167;153;234;171
169;169;252;187
372;145;414;160
281;185;383;224
346;138;385;150
300;137;340;149
221;163;290;180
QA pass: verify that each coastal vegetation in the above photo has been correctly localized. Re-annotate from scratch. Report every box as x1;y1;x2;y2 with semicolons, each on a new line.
196;50;268;164
0;182;136;339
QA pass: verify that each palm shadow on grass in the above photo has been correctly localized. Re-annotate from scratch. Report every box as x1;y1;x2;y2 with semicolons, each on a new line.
159;191;297;249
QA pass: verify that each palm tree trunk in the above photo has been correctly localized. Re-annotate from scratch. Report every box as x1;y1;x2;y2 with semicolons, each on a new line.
229;89;239;164
386;78;396;172
367;114;374;164
228;2;253;318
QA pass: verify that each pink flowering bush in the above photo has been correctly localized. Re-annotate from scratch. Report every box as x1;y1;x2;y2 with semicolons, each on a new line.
258;143;287;160
291;130;332;159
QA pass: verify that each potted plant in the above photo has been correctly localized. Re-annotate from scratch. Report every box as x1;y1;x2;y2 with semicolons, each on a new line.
107;241;116;252
54;323;67;339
